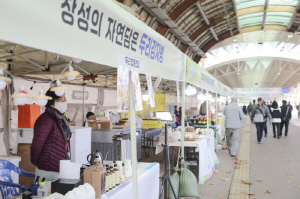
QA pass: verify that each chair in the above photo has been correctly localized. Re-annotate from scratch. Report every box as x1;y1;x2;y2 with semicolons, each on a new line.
0;159;35;199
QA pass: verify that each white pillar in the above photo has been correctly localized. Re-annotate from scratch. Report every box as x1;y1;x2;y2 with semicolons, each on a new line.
7;85;11;153
180;81;186;159
206;93;209;132
129;71;138;199
82;84;85;124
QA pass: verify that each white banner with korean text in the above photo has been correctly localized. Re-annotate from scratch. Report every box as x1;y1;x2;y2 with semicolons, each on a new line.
0;0;186;81
185;57;234;96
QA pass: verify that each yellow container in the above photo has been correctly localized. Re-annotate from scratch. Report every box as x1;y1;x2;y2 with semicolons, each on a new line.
142;120;164;128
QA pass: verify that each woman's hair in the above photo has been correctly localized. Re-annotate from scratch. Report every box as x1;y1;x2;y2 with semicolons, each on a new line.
86;112;94;119
272;101;278;108
45;89;60;107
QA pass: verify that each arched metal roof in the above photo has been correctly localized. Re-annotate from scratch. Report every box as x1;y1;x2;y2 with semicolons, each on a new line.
117;0;300;63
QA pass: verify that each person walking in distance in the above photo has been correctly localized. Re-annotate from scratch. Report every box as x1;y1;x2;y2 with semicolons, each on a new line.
248;100;256;116
247;102;252;115
224;97;245;157
262;100;268;137
297;102;300;119
251;97;272;144
280;100;292;137
270;101;282;139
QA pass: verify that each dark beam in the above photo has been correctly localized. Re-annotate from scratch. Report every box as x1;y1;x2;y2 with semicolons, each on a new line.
288;25;298;32
193;55;202;63
169;0;204;22
180;44;189;53
157;25;170;36
116;0;127;4
190;11;235;41
201;30;239;53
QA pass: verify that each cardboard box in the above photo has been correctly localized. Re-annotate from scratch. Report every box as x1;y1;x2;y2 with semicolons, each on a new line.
84;165;106;199
17;144;36;189
18;104;41;128
185;126;195;132
89;116;109;121
99;120;112;129
88;121;101;129
89;116;97;120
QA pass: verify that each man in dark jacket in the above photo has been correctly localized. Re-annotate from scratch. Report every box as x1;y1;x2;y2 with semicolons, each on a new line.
280;100;292;137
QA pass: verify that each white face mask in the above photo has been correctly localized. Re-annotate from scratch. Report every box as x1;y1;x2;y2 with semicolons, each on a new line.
54;102;68;113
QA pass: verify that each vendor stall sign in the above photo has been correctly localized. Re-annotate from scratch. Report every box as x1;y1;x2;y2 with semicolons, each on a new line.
71;91;89;100
146;73;155;107
0;0;186;81
117;65;129;112
117;53;144;71
131;69;143;111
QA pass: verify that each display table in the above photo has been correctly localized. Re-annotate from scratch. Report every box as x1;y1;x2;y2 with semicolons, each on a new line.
155;130;219;184
142;128;162;158
103;162;159;199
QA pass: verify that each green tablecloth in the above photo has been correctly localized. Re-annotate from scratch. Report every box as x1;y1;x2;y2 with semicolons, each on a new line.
193;125;216;129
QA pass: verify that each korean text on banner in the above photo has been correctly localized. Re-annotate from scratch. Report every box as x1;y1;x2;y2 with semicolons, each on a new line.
146;73;155;107
131;69;143;111
0;0;187;81
117;65;129;112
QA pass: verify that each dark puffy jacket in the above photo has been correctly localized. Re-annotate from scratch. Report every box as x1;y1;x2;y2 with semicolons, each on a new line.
31;109;68;172
281;104;292;120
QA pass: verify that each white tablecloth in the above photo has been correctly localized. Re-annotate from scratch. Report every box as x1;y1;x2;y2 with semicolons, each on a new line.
103;162;160;199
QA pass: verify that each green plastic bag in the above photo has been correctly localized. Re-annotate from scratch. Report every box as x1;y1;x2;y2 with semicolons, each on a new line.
178;166;200;198
168;172;179;199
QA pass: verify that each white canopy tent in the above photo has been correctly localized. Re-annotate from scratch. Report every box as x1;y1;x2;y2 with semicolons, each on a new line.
0;1;234;198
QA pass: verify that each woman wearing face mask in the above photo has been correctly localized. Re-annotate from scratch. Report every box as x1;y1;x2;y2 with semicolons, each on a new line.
30;89;71;181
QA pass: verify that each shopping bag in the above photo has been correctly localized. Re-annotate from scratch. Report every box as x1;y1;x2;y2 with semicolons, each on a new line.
168;171;179;199
178;161;200;198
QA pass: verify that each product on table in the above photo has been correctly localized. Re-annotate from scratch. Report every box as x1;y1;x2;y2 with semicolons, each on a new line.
114;163;120;186
105;165;112;191
83;165;106;199
124;159;132;178
110;166;116;188
116;161;123;178
105;167;110;193
37;181;48;198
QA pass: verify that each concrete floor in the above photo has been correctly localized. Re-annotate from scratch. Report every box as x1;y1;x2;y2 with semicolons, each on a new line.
140;116;300;199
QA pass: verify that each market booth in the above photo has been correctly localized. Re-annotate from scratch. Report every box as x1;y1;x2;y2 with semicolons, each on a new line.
0;0;235;199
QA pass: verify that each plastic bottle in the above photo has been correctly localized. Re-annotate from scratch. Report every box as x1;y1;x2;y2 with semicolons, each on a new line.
112;115;116;126
110;166;116;189
105;167;110;193
122;163;125;175
105;165;112;191
114;164;120;186
37;181;47;198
